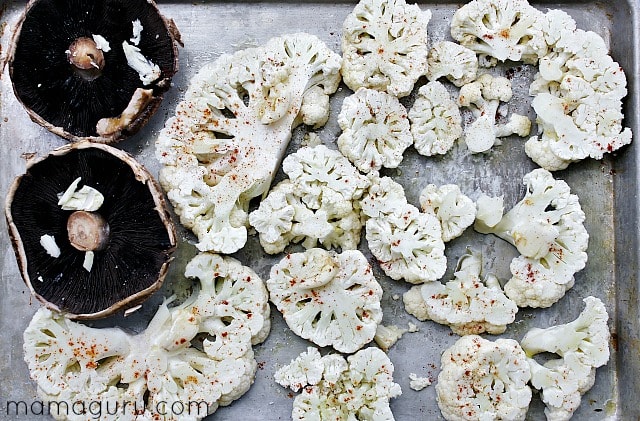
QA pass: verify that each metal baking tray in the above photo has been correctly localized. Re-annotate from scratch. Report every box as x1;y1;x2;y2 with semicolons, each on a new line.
1;0;638;419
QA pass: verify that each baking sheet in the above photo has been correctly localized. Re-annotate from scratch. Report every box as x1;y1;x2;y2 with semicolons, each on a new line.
0;0;638;419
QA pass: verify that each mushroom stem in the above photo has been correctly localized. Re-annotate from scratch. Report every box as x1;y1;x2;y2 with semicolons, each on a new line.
67;37;105;78
67;211;110;251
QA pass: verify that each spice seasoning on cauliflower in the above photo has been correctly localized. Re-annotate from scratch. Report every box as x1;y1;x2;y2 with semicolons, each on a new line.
341;0;431;97
475;168;589;308
520;296;610;421
267;248;383;354
156;33;341;254
436;335;532;421
23;253;270;421
337;87;412;173
404;249;518;335
276;346;402;420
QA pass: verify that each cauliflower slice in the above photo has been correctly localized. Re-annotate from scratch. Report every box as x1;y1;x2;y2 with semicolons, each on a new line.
409;81;463;157
475;169;589;308
23;253;270;421
282;144;370;209
341;0;431;97
526;26;632;170
426;41;478;87
267;248;383;353
276;347;402;421
249;180;363;254
450;0;547;65
360;174;408;219
366;203;446;284
404;249;518;336
419;184;476;242
458;73;531;153
436;335;532;421
156;33;341;254
520;297;610;421
337;87;412;173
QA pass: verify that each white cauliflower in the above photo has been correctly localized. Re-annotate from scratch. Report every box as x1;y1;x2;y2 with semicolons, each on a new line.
450;0;547;65
409;81;463;157
426;41;478;87
156;33;341;254
249;180;363;254
520;297;610;421
267;248;383;353
475;169;589;308
475;194;504;229
403;249;518;336
419;183;476;242
374;324;408;352
436;335;532;421
360;174;408;219
282;144;370;210
23;253;270;421
366;203;446;284
337;87;412;173
276;347;402;421
458;73;531;153
526;21;632;171
341;0;431;97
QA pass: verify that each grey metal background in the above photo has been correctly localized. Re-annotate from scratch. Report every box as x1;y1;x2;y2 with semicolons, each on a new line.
0;0;638;420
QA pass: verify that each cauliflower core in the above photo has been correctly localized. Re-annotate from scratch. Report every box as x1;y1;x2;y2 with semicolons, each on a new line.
23;253;270;421
409;81;463;157
475;168;588;308
267;248;383;353
436;335;532;421
520;296;610;421
156;33;341;254
276;347;402;421
337;87;412;173
341;0;431;97
404;249;518;335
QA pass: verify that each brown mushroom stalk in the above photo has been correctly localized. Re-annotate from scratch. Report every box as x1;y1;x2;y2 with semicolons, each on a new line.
66;37;105;81
67;211;110;252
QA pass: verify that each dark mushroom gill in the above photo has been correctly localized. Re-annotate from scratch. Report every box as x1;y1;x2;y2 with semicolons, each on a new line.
9;147;174;315
10;0;177;139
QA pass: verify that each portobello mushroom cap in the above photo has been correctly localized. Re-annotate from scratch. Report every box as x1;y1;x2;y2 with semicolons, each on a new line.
7;0;180;143
5;142;177;319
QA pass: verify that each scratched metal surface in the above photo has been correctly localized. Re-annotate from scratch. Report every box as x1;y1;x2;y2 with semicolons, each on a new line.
0;0;638;420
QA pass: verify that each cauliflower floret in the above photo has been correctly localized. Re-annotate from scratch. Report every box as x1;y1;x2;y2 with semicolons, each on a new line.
156;33;341;254
475;169;589;308
341;0;431;97
249;180;363;254
282;144;370;209
475;194;504;229
366;203;446;284
374;324;408;352
409;81;463;157
23;253;270;421
450;0;547;65
277;347;402;421
360;174;408;219
458;73;531;153
419;184;476;242
404;249;518;335
426;41;478;87
267;248;383;353
436;335;532;421
520;297;610;421
526;26;632;170
337;87;412;173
